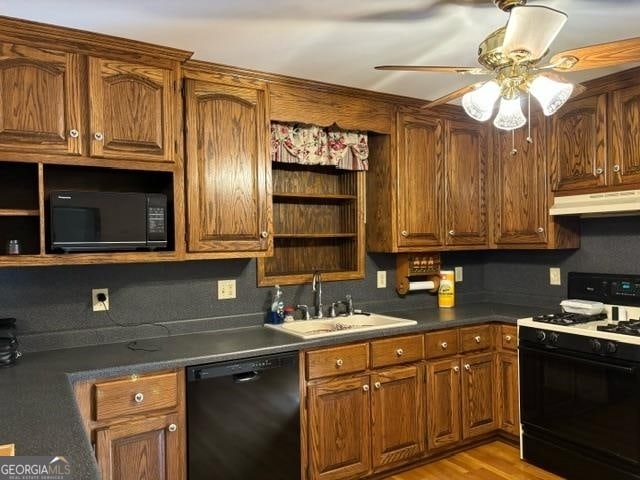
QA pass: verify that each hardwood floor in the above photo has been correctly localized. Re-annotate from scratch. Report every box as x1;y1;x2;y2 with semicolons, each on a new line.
384;441;563;480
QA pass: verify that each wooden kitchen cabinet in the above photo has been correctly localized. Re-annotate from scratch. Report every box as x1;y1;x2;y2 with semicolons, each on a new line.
460;352;497;439
497;352;519;436
550;94;608;192
610;82;640;187
74;369;186;480
183;71;272;255
426;357;461;450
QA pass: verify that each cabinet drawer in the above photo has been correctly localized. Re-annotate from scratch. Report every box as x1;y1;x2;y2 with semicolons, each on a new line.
370;335;424;368
425;329;458;359
501;325;517;351
306;343;368;380
94;372;178;421
459;325;493;353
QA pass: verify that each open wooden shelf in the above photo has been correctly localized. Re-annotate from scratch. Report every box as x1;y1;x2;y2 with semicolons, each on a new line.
274;233;357;239
273;192;357;201
0;209;39;217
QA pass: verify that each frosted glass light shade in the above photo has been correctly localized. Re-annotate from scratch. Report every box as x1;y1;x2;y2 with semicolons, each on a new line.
462;81;501;121
493;97;526;131
503;6;568;60
530;75;574;116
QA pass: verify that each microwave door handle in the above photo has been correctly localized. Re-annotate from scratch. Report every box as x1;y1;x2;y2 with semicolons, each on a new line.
519;344;637;375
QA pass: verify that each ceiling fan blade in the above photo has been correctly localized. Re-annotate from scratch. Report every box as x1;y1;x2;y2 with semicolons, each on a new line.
502;6;567;60
422;83;482;109
549;37;640;72
375;65;489;75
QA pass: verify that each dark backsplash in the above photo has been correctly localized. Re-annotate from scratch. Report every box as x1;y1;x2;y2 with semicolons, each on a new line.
1;216;637;350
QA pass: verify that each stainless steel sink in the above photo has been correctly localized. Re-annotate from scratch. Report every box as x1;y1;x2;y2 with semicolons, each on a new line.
264;313;417;339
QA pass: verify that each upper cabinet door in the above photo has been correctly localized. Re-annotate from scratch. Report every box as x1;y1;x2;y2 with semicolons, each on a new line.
493;113;547;245
396;112;444;249
610;83;640;187
184;78;271;253
89;57;174;162
550;94;607;192
445;119;488;246
0;43;82;155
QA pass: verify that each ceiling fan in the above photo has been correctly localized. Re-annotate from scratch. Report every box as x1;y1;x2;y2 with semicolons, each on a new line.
375;0;640;131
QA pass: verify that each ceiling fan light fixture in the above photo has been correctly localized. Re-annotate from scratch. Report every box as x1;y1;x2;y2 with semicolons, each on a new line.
502;6;568;60
462;81;501;121
493;97;526;131
530;75;574;116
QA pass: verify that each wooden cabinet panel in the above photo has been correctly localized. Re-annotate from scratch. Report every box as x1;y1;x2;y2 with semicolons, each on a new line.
426;358;461;450
0;43;82;155
425;329;458;359
306;343;368;380
89;57;174;162
497;352;519;436
461;352;497;439
307;375;371;480
493;113;548;245
501;325;517;351
371;366;424;470
610;83;640;187
184;78;271;253
459;325;493;353
396;112;443;248
445;119;488;246
95;413;183;480
370;334;424;369
550;94;607;192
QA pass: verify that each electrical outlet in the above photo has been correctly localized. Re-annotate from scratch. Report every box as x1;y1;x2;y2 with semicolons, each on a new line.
218;279;236;300
92;288;109;312
549;267;561;286
376;270;387;289
454;266;463;282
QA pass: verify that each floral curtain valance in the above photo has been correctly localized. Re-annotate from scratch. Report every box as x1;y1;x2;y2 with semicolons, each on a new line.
270;123;369;171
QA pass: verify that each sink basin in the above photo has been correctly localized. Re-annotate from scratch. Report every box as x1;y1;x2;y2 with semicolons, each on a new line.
265;313;417;339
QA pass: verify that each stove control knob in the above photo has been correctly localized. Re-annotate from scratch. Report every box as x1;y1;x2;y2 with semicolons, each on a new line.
536;330;546;342
549;332;560;345
590;338;602;353
606;341;618;354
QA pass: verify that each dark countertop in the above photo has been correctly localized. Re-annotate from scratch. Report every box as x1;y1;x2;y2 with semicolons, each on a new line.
0;302;543;480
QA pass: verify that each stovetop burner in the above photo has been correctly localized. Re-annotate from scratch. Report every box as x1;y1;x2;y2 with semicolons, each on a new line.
597;320;640;336
533;311;608;325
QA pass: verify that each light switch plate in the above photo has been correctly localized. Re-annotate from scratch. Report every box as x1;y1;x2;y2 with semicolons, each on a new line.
549;267;561;286
377;270;387;289
454;266;463;282
218;280;236;299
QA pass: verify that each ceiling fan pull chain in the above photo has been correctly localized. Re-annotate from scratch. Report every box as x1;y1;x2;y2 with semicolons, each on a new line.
526;92;533;144
511;130;517;156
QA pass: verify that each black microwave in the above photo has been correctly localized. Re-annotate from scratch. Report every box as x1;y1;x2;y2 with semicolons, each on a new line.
50;191;168;252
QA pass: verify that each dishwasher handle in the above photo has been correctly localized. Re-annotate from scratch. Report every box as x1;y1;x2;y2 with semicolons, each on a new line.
233;371;261;383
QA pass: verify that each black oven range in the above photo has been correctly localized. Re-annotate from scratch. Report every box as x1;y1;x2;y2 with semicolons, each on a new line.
518;272;640;480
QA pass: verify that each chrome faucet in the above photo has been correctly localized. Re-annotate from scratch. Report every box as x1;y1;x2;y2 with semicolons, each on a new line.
312;271;323;318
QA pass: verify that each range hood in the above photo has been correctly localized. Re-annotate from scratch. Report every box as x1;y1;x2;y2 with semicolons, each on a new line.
550;190;640;216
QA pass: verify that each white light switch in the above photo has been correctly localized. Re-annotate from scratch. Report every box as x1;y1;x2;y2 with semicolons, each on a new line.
377;270;387;289
549;268;561;286
454;267;463;282
218;280;236;299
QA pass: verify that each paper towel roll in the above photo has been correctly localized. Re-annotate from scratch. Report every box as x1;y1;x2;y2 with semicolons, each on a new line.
408;280;436;291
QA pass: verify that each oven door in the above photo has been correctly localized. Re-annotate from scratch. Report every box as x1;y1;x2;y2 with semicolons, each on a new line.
520;341;640;474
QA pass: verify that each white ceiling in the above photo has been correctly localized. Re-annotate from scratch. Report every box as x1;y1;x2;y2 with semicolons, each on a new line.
2;0;639;102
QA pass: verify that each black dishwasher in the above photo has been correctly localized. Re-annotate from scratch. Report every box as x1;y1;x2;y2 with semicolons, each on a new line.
186;352;300;480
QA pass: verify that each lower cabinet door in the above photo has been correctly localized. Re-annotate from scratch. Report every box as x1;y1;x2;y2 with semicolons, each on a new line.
371;365;424;470
307;375;371;480
426;358;461;450
95;413;184;480
498;352;520;435
461;352;497;439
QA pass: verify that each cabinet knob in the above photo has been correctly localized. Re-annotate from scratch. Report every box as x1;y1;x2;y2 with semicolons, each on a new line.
260;231;269;238
94;132;104;141
401;230;408;237
374;381;381;389
335;358;344;367
453;366;460;373
536;227;544;234
448;230;455;236
440;341;448;350
396;348;404;357
134;392;144;403
464;363;471;371
69;129;80;138
362;384;369;392
613;165;621;173
168;423;177;433
474;336;481;343
505;335;512;342
596;167;604;175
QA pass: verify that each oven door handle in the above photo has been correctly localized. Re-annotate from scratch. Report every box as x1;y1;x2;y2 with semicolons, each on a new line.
519;344;638;375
